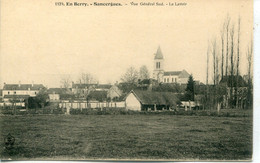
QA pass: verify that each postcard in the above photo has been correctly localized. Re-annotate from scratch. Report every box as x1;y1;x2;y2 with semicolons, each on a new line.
0;0;254;161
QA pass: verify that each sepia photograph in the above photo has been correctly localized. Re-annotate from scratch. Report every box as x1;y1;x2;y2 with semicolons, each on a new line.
0;0;255;161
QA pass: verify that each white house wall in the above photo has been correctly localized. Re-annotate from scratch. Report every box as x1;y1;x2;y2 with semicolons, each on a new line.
125;93;141;111
163;75;178;83
2;90;39;97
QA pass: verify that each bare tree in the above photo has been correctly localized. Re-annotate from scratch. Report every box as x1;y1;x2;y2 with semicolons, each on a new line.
121;66;139;84
60;75;71;89
139;65;150;80
246;39;253;109
205;40;210;110
79;73;97;84
225;15;231;77
212;38;217;86
206;40;210;86
211;38;217;109
236;16;241;108
220;22;225;79
229;23;235;108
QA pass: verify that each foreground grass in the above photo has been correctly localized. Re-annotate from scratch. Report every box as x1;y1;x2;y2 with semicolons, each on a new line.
0;114;252;160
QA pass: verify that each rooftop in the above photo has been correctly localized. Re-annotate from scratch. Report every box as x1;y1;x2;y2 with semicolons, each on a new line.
3;84;44;91
129;90;179;105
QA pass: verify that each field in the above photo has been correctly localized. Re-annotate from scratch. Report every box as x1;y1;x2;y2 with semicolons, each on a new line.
0;113;252;160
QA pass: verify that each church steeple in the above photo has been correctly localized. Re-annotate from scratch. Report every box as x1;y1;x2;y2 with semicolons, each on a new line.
153;46;164;82
154;46;164;59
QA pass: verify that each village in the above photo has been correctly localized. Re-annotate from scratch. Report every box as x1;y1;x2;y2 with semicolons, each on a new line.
0;46;251;115
0;0;254;159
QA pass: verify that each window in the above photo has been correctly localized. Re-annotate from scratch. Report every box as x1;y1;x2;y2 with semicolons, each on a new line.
14;91;16;94
175;78;177;82
167;78;169;83
164;78;166;82
172;78;174;82
35;92;37;94
8;91;10;94
156;62;161;69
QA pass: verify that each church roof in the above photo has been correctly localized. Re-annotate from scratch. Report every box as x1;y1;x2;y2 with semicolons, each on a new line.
164;70;190;78
154;46;164;59
164;71;182;76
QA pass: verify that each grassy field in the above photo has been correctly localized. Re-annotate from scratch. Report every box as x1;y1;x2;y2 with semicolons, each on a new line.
0;113;252;160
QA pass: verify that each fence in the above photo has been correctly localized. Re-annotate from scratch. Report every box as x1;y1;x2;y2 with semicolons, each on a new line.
58;101;126;109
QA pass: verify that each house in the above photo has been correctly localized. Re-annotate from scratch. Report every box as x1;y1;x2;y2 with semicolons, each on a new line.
3;83;45;97
163;70;190;84
47;88;72;102
125;90;180;111
2;83;45;107
219;75;247;88
107;84;122;100
87;90;107;102
72;82;112;98
72;82;122;100
219;75;248;108
152;46;190;84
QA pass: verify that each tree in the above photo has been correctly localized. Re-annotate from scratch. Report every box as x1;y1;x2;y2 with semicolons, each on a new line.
139;65;150;80
185;75;195;101
225;15;230;77
246;39;253;109
229;23;235;107
28;88;49;109
220;21;225;79
60;75;71;89
205;40;210;109
35;88;49;108
235;16;241;108
211;38;217;85
79;73;97;84
121;66;139;84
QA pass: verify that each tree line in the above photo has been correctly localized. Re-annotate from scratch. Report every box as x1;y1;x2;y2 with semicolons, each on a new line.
205;15;253;110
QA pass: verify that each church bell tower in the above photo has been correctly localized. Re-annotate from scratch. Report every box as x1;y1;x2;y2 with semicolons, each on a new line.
153;46;164;82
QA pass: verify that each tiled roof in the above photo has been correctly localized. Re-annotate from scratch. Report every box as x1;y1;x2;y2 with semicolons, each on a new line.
3;84;44;90
154;46;164;59
164;70;190;78
219;75;247;87
88;90;107;102
164;71;182;76
129;90;179;105
96;84;112;89
72;83;96;89
47;88;71;94
72;83;112;89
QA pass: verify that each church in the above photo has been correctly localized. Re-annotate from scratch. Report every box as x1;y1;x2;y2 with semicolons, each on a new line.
152;46;190;84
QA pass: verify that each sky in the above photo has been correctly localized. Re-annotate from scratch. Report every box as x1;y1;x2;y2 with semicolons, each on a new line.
0;0;253;88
